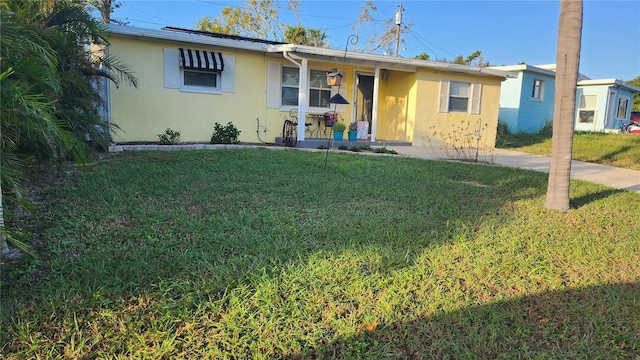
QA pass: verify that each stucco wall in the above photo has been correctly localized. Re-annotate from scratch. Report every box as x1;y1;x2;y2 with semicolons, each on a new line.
376;71;416;142
496;72;523;133
412;70;502;149
109;36;269;143
517;72;555;132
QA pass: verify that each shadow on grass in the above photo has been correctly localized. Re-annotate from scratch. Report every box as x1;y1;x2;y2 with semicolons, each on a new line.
1;149;637;357
597;145;634;162
295;283;640;359
570;188;627;209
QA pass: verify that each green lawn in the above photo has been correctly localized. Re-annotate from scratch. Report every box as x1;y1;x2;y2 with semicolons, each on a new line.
497;132;640;170
2;149;639;359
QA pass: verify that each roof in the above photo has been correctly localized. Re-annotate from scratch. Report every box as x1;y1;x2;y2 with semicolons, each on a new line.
489;64;557;77
107;24;513;80
578;79;640;93
490;64;591;81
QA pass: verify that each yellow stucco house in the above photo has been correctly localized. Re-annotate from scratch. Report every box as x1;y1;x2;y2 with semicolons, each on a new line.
103;25;512;148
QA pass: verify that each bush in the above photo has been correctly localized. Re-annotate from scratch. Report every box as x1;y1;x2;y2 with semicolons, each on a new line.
158;128;181;144
210;122;241;144
538;121;553;136
497;121;510;136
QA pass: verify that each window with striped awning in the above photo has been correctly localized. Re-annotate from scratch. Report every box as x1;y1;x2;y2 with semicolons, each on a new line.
179;48;224;72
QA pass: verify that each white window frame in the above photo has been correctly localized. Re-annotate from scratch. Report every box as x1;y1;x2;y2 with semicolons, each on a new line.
180;68;221;94
532;79;545;101
616;96;630;120
280;66;300;107
439;81;482;114
308;69;332;108
448;81;471;112
281;66;332;110
577;94;597;123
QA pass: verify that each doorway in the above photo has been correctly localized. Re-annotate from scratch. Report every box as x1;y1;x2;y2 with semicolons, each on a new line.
355;73;374;135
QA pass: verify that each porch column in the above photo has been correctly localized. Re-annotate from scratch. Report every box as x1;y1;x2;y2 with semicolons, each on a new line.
297;59;308;141
371;67;380;142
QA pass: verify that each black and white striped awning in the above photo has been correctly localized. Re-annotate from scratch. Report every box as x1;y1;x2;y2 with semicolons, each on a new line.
179;48;224;72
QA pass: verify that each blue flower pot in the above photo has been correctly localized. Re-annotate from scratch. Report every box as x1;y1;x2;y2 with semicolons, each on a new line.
348;131;357;141
333;130;344;141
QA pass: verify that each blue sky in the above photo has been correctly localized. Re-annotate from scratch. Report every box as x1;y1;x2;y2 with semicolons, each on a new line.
111;0;640;81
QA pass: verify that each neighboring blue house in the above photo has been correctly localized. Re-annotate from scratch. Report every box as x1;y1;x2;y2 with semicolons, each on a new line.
490;64;639;133
575;79;639;132
490;64;557;133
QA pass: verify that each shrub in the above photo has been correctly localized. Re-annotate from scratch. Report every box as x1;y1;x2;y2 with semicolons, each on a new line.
373;147;397;154
497;121;510;136
210;122;241;144
158;128;181;144
538;121;553;136
338;145;348;150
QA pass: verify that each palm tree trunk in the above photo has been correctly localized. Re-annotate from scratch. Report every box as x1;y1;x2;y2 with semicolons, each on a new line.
545;0;583;211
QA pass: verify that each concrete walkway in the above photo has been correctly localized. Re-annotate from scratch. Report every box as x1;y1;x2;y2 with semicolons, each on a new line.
387;146;640;194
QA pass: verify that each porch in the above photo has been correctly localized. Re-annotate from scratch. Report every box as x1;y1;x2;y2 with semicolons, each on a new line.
274;136;412;149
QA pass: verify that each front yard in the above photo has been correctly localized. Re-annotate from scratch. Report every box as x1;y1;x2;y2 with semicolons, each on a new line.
1;149;639;358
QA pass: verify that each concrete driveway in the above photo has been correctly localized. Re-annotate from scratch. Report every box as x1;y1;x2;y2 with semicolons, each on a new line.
387;146;640;194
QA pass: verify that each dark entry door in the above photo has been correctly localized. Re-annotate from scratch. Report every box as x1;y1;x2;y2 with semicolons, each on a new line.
356;74;374;134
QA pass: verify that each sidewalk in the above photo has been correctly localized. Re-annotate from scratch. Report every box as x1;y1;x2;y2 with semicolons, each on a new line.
387;146;640;194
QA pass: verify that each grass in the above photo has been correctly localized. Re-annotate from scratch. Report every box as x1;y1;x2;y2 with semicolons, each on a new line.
2;148;639;359
497;131;640;170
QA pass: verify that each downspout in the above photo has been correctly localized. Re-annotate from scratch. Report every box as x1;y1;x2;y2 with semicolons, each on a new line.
283;51;307;142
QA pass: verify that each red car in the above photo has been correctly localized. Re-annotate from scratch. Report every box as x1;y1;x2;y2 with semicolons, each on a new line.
623;111;640;134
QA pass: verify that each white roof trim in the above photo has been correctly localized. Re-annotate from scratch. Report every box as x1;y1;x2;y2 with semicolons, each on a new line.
108;24;512;79
489;64;557;77
578;79;640;93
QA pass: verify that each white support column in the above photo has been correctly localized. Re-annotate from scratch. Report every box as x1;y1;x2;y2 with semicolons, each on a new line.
297;59;308;141
371;67;380;142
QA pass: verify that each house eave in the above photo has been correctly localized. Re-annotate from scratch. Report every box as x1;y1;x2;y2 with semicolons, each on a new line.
269;44;512;79
577;79;640;93
107;24;270;52
489;64;558;78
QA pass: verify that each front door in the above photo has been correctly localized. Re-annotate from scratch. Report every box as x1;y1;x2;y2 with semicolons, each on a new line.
355;73;374;135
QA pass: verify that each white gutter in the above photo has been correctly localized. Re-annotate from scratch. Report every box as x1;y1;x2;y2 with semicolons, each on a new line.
270;44;513;79
578;79;640;93
283;51;308;141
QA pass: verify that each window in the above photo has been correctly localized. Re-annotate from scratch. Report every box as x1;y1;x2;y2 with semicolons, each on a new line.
281;67;299;106
177;48;224;93
449;81;471;112
616;97;629;119
578;94;597;123
439;81;482;114
309;69;331;107
183;69;218;89
281;67;332;108
532;79;544;101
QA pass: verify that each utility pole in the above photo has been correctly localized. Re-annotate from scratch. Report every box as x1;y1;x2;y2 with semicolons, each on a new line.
395;3;403;57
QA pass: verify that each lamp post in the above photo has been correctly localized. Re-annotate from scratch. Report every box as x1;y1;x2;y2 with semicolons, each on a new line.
324;35;358;170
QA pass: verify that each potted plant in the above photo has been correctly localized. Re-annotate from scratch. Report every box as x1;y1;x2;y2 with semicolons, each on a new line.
332;122;346;140
348;122;358;141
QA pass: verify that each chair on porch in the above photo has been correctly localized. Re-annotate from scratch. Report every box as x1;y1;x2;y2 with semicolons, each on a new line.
288;109;313;136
